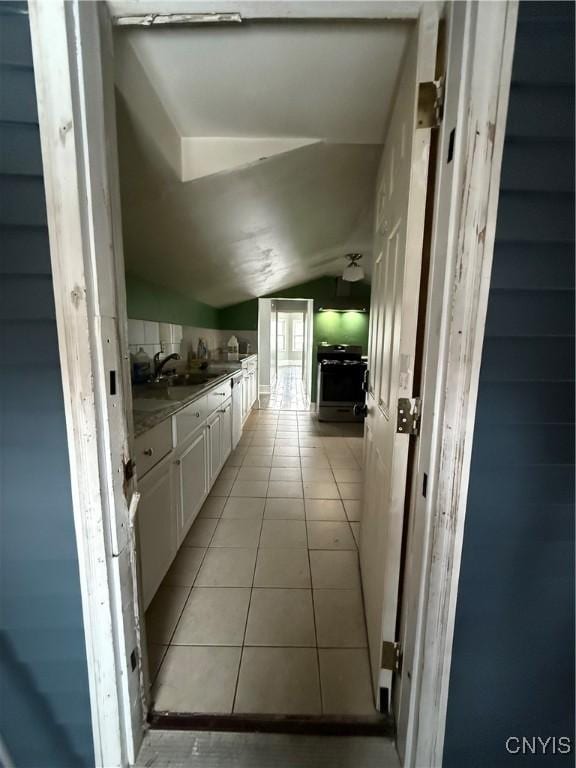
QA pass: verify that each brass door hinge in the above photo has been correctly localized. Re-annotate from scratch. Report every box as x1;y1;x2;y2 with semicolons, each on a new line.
397;397;421;436
381;641;402;673
417;76;444;128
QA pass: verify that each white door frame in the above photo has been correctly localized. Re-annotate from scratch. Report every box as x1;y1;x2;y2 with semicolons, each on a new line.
28;2;517;766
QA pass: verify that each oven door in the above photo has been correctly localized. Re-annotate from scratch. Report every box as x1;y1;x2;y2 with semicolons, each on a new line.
319;364;366;404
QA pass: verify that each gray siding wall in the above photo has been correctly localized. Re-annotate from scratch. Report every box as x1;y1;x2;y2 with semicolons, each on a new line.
444;3;574;765
0;4;94;766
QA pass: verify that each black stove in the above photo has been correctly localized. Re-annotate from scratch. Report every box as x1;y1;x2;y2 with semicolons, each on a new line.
316;345;367;422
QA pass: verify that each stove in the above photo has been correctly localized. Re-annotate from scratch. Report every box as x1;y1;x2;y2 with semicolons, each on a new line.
316;344;367;422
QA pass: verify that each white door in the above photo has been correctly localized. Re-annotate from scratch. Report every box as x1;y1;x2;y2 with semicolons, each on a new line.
178;428;207;540
360;6;438;710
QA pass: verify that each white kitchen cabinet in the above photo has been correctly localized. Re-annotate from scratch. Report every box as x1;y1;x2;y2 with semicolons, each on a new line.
220;399;232;464
176;427;207;542
207;409;222;487
138;457;177;610
231;373;243;448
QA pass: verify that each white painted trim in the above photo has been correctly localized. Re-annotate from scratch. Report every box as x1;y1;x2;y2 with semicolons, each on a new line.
108;1;422;22
28;2;144;766
402;2;519;766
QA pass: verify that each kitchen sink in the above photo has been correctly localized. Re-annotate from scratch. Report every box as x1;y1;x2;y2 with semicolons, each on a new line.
132;371;225;401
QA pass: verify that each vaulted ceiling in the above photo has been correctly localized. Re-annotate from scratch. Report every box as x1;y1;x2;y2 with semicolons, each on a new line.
114;19;411;306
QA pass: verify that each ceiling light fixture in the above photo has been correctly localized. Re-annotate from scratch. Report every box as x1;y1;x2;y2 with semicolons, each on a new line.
342;253;364;283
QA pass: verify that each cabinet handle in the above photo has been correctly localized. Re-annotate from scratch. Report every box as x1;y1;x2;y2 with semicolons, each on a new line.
215;392;226;396
195;412;200;418
174;459;181;466
143;448;153;457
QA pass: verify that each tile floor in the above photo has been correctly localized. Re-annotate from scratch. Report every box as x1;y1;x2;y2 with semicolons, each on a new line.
147;409;374;718
259;365;309;411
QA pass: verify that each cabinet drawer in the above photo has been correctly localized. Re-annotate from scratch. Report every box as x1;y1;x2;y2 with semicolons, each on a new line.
134;419;173;478
207;381;232;414
175;395;208;445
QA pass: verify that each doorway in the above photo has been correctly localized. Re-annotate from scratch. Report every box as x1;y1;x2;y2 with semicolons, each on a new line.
29;1;517;765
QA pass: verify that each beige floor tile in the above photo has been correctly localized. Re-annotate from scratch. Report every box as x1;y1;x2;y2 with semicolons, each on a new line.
301;468;334;483
332;468;363;483
218;466;239;479
211;518;262;548
163;547;206;587
299;437;325;448
274;438;300;448
254;548;311;588
309;550;361;589
314;589;367;648
153;646;241;714
236;466;271;481
259;519;307;548
343;500;362;522
319;649;375;715
147;643;168;683
304;455;331;468
264;498;305;520
195;547;257;587
183;517;218;547
303;482;340;500
267;481;303;498
146;586;190;644
305;499;346;521
198;496;226;519
230;480;268;497
241;455;273;468
274;446;300;456
329;456;360;469
222;496;265;519
350;522;361;547
271;455;301;468
244;588;316;646
234;647;321;715
246;446;274;457
208;477;234;497
250;437;275;448
306;521;356;550
270;467;302;482
337;483;363;500
172;587;250;645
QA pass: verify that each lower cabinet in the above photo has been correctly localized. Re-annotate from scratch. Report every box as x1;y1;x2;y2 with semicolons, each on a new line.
207;409;222;487
138;457;177;610
220;399;232;464
177;427;208;542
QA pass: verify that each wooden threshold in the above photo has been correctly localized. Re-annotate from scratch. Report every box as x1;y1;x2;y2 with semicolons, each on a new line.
148;711;395;737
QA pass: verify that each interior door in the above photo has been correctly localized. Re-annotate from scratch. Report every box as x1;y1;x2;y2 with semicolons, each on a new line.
360;6;438;710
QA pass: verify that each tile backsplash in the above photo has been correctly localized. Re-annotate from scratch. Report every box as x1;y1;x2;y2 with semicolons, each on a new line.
127;318;257;366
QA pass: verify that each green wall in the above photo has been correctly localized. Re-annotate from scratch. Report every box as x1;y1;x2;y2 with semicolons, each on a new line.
126;273;220;328
219;277;371;400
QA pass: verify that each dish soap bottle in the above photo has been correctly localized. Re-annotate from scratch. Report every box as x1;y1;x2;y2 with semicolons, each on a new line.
132;347;151;383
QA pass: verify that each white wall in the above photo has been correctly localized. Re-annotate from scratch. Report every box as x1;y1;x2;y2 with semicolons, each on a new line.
258;299;272;392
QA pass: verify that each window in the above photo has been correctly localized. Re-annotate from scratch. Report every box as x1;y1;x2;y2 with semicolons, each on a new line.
277;319;286;352
292;317;304;352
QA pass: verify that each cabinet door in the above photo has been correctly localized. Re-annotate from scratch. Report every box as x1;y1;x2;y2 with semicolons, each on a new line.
220;401;233;465
242;376;249;422
207;410;222;487
138;459;177;609
178;428;207;540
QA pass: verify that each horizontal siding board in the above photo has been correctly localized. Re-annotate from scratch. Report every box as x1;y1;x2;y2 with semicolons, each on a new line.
0;9;33;66
0;276;56;320
464;502;574;544
489;242;574;290
512;26;575;84
472;423;574;467
480;337;574;382
0;121;43;175
484;289;575;337
495;191;575;242
0;226;52;274
475;381;574;424
0;175;47;226
505;84;574;140
0;67;38;123
500;139;574;192
467;465;574;506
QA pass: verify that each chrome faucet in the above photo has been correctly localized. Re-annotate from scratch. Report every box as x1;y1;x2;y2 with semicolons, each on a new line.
154;352;181;380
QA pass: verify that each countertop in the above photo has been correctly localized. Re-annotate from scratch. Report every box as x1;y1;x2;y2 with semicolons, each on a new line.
132;355;257;438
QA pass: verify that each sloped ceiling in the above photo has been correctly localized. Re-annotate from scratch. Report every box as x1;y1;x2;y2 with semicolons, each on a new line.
114;20;411;307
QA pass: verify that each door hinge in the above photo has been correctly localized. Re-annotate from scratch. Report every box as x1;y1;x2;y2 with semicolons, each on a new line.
381;641;402;673
417;76;444;128
397;397;421;436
